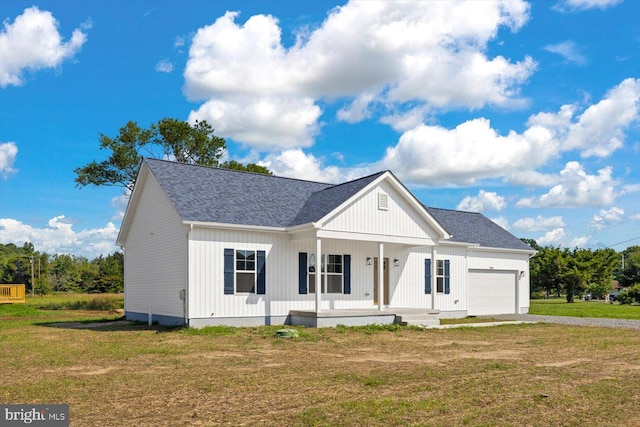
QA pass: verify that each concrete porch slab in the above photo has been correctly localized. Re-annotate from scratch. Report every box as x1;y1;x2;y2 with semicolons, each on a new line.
289;308;439;328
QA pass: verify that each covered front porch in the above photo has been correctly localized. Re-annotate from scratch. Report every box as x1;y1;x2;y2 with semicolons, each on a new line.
289;307;440;328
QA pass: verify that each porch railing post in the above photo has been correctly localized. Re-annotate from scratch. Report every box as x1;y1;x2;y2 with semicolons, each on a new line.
315;238;322;313
378;242;384;311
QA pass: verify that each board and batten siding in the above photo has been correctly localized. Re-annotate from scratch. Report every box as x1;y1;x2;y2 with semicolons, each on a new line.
124;173;187;320
188;228;437;319
390;245;468;314
322;180;438;240
468;249;531;313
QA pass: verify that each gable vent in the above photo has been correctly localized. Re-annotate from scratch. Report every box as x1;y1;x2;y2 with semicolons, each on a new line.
378;193;389;211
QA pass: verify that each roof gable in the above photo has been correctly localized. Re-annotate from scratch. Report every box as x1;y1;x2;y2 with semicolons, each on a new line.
291;171;386;226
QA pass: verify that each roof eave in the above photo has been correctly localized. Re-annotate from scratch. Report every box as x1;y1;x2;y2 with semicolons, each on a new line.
183;220;288;233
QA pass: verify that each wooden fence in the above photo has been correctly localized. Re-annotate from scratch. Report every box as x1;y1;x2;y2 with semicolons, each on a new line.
0;284;26;304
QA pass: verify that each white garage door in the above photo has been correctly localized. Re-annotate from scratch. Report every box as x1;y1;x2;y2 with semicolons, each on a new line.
468;270;517;316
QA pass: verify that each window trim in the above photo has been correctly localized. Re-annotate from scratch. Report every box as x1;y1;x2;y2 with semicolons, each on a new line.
308;253;344;294
224;248;266;295
235;249;256;294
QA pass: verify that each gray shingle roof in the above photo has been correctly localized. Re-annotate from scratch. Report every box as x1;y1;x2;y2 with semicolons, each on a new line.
145;158;331;227
426;207;533;251
291;171;386;226
142;159;532;251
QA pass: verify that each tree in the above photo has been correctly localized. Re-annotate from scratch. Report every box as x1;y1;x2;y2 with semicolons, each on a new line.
75;118;269;193
617;246;640;287
221;160;272;175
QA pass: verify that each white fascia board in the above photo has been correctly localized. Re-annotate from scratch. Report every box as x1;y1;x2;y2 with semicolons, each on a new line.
116;162;149;247
183;220;287;233
468;245;538;256
438;240;480;248
316;229;436;246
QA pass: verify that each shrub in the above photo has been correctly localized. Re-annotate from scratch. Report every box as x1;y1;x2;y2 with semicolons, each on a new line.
617;284;640;305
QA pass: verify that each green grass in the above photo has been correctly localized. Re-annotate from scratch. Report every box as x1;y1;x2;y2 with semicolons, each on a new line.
1;299;640;426
530;298;640;319
24;293;124;311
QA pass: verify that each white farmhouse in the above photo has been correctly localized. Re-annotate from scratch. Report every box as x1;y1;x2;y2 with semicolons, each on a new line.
117;159;535;327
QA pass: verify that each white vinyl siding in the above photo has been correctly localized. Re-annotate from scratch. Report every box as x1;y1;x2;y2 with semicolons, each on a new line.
322;181;439;240
123;173;187;319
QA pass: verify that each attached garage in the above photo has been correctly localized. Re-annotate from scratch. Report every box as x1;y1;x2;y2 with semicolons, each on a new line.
467;269;518;316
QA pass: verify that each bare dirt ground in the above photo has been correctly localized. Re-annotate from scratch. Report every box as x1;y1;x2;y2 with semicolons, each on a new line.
2;317;639;426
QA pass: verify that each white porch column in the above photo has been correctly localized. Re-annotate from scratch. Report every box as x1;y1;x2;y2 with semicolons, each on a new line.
431;245;437;310
378;242;384;311
315;237;322;313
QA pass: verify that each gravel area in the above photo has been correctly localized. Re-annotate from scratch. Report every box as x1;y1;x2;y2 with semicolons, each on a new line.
487;314;640;330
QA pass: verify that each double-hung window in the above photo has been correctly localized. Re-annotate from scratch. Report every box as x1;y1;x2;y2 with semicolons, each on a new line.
224;248;266;295
299;252;351;295
424;258;450;294
235;250;256;293
308;254;343;294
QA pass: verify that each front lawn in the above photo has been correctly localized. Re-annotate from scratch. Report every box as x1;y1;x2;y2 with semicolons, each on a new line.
530;298;640;320
1;300;640;426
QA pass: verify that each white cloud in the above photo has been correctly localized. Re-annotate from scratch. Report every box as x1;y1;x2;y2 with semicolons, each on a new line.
456;190;506;212
538;228;566;246
337;93;375;124
544;40;586;65
517;161;621;208
155;59;174;73
513;215;565;232
630;213;640;221
110;194;130;221
183;1;534;150
380;118;556;185
189;96;321;150
553;0;622;12
0;216;119;258
491;216;509;230
0;6;89;87
590;207;624;230
563;78;640;157
568;236;590;248
526;79;640;159
260;149;370;183
0;142;18;178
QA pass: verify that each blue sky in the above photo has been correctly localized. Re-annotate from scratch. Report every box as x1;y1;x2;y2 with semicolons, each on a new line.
1;0;639;258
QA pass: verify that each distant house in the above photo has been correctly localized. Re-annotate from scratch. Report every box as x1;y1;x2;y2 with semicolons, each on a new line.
116;159;535;327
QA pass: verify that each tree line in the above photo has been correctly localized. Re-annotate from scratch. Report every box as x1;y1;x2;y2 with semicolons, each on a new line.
0;242;123;294
524;240;640;303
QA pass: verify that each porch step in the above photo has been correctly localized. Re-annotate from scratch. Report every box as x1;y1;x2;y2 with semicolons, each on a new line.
395;312;440;328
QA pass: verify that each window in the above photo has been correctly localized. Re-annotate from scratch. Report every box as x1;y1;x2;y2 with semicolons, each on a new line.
308;254;343;294
236;250;256;293
425;258;450;295
436;260;444;293
224;248;266;295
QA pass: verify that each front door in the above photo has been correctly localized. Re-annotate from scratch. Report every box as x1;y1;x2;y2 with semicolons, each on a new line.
373;257;389;305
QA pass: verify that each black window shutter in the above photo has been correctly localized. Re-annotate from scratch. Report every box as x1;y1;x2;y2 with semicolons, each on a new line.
256;250;266;295
343;255;351;294
444;259;451;294
425;258;431;294
224;248;234;295
298;252;308;294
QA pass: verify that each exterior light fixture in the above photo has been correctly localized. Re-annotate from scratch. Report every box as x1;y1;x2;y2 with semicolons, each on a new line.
367;257;372;265
393;259;400;267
